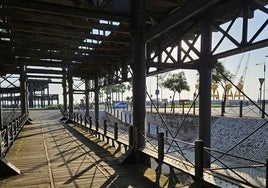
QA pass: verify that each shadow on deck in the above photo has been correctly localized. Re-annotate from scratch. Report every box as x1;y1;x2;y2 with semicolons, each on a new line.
0;110;183;188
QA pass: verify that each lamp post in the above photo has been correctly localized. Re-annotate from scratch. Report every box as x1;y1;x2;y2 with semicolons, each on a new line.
256;62;266;101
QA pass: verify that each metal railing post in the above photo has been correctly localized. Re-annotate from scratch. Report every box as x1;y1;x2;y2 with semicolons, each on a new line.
164;103;166;114
195;140;204;180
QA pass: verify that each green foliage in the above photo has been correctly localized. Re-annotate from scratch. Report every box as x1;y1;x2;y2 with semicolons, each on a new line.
212;61;233;85
161;72;190;94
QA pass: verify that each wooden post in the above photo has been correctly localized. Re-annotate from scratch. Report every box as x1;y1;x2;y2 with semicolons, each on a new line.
80;114;83;125
266;159;268;188
239;100;243;117
129;126;133;147
96;119;99;132
262;100;265;118
195;140;204;180
158;133;164;162
193;101;196;115
89;116;92;129
104;120;107;136
147;122;151;134
84;116;87;127
129;114;131;124
114;122;118;140
221;101;224;116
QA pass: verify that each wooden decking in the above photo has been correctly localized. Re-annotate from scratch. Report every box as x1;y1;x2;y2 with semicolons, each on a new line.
0;110;183;188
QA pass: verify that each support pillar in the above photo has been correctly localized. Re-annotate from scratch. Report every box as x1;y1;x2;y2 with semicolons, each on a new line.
47;84;50;106
94;78;99;121
28;83;33;108
198;18;212;168
20;65;28;116
132;0;146;149
85;79;90;117
62;68;68;113
0;86;2;130
67;68;74;118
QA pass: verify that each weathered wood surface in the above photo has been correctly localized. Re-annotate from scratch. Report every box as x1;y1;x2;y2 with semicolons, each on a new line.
0;110;183;187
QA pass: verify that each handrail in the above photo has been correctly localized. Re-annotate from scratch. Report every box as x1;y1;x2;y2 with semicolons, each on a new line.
0;113;28;159
68;111;268;188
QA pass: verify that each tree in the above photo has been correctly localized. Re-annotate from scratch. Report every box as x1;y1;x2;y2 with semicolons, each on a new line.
161;72;190;108
212;61;233;111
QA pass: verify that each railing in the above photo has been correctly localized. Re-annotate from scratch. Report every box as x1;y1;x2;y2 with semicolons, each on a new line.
67;110;268;187
146;100;267;119
0;113;28;159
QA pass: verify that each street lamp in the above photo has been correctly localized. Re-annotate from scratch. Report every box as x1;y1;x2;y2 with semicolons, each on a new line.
256;62;267;103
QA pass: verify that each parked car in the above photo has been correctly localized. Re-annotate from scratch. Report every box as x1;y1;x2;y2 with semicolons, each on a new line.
113;102;128;109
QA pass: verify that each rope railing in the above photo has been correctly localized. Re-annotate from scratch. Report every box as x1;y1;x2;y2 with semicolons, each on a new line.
204;146;267;187
68;110;267;187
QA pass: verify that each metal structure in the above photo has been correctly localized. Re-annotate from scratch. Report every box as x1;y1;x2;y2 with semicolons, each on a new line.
0;0;267;186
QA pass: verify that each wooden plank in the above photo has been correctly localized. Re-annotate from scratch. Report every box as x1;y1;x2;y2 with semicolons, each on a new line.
0;110;183;188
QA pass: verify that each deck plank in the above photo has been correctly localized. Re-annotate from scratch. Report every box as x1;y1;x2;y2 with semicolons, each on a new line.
0;110;184;188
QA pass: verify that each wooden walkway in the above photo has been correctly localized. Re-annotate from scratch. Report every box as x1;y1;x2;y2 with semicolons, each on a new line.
0;110;184;188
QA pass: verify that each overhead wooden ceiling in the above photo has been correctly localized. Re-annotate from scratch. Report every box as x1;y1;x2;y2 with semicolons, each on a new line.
0;0;267;81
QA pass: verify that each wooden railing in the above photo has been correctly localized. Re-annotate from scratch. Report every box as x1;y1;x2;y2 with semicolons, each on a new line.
0;113;28;159
65;111;268;188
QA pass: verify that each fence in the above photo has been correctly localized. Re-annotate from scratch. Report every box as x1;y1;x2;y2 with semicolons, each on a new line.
0;113;28;159
63;109;268;188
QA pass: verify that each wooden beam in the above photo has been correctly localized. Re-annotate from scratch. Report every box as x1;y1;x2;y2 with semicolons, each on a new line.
0;0;130;22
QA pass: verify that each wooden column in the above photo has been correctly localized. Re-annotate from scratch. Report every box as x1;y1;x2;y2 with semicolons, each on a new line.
199;18;212;168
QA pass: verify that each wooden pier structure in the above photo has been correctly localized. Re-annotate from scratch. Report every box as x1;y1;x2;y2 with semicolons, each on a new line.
0;0;267;187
